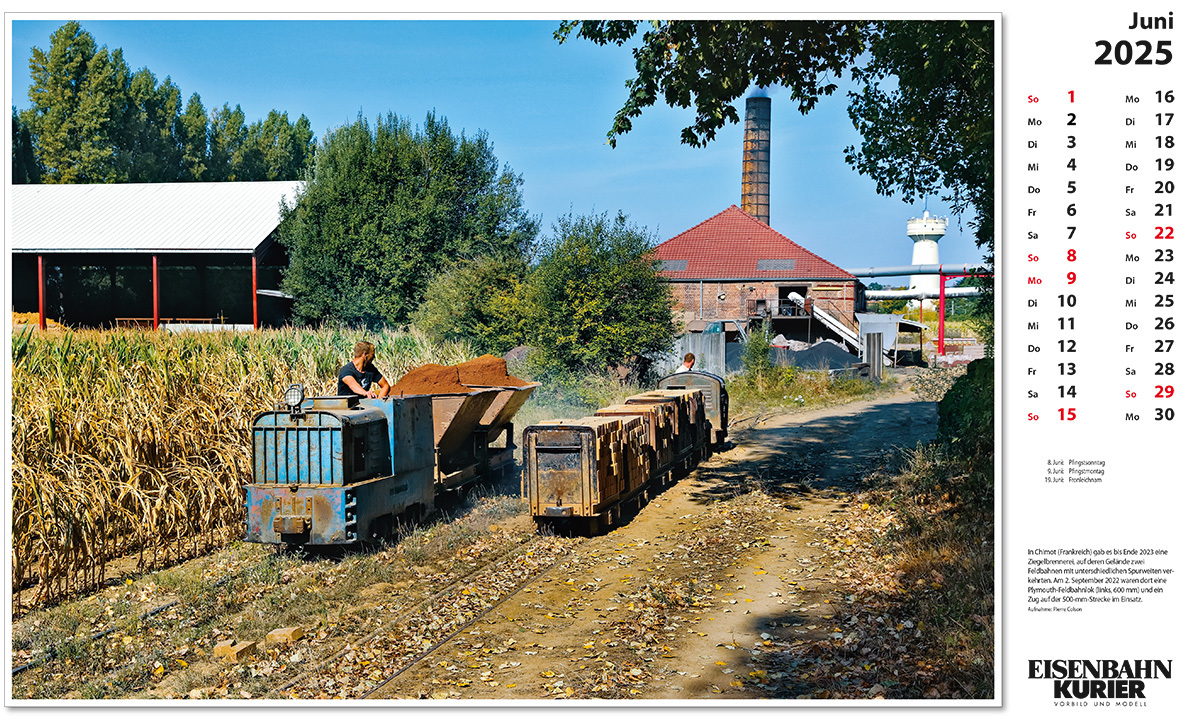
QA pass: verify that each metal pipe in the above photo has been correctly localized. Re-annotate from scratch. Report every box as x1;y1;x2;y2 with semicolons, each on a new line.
846;263;990;278
865;287;982;300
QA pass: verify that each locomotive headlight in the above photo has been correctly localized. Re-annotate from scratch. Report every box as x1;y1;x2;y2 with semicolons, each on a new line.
283;383;305;411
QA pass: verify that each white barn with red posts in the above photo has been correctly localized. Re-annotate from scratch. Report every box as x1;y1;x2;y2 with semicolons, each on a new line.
10;181;302;330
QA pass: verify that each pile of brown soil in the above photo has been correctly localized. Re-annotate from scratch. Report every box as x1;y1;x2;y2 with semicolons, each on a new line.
389;363;473;395
455;354;531;387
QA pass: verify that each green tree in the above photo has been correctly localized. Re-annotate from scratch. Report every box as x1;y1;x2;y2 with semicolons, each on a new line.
206;103;248;181
742;316;774;382
244;110;315;181
278;111;537;327
19;21;316;184
523;212;676;372
845;21;994;259
554;20;867;147
24;21;130;182
844;21;994;343
412;254;530;355
12;106;42;184
176;92;208;180
121;68;183;182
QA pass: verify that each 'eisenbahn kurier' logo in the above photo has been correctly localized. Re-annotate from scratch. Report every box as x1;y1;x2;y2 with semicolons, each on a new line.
1028;659;1171;703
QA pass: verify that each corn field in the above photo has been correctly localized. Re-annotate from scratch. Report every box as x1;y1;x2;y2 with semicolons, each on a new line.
10;325;474;611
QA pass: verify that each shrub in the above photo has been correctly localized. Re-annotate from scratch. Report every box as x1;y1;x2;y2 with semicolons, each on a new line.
523;212;676;372
741;317;773;381
935;357;994;503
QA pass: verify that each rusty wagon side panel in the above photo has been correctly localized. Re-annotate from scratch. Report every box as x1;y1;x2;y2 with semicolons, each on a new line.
522;415;649;532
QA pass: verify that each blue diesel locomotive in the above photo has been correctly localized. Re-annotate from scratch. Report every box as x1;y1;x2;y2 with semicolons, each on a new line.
244;378;535;546
245;391;437;545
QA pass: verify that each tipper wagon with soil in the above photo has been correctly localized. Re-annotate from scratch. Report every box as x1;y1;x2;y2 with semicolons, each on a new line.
244;355;538;546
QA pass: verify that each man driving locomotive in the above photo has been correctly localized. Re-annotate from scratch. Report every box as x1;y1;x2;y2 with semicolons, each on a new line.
337;341;392;398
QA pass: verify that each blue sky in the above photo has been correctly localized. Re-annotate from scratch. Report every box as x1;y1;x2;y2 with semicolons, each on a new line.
9;18;988;274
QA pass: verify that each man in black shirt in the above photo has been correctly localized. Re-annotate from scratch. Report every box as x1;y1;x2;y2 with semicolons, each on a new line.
337;341;392;398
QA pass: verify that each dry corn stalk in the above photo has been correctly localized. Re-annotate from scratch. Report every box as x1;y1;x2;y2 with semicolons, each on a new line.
10;325;473;609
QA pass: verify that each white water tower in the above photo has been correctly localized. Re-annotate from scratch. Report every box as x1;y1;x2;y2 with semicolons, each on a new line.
907;210;948;307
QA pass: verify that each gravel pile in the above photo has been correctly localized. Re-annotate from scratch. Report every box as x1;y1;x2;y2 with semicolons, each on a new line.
909;365;969;402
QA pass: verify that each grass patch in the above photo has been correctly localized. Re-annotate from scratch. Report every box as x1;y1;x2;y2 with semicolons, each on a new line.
726;366;893;418
875;443;994;691
778;361;994;699
791;442;994;700
11;492;533;700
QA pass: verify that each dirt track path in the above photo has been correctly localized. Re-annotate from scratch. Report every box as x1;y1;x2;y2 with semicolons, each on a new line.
371;385;938;700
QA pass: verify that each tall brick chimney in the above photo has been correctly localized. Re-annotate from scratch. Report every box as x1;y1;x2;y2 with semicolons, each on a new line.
741;94;770;225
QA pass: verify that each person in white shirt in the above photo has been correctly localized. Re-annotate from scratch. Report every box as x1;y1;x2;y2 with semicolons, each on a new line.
676;352;696;373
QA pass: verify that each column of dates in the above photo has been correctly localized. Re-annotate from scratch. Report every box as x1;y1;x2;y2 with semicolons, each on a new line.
1146;89;1177;426
1020;92;1045;429
1058;90;1081;425
1119;87;1180;426
1020;77;1186;480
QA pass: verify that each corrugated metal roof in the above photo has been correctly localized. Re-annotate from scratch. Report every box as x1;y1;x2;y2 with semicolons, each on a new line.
9;181;304;254
654;205;856;281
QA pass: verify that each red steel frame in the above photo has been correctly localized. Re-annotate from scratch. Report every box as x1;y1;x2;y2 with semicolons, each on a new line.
38;255;46;330
252;255;258;329
152;255;160;330
937;271;993;355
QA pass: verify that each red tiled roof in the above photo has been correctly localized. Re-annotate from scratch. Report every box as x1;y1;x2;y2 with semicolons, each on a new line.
653;205;855;281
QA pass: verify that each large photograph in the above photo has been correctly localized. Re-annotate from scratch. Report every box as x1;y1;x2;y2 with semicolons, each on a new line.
7;17;995;703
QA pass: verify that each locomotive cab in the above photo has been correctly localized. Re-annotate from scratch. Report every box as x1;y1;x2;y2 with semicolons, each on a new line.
245;391;435;545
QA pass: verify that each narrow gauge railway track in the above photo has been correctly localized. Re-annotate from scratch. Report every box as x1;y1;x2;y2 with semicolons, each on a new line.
266;534;546;696
12;596;188;677
10;574;240;678
11;523;545;698
273;533;580;700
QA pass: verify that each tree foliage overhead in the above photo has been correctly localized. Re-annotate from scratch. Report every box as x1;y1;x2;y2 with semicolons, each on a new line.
523;212;677;372
558;19;995;328
554;20;867;147
16;21;314;184
844;21;993;252
845;21;994;328
557;20;992;247
278;112;538;328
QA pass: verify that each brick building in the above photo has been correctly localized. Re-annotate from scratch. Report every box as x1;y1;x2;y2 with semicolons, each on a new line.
654;205;865;343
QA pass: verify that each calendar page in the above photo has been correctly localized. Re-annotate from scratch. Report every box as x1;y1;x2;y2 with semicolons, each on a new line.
3;3;1197;714
998;2;1193;713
